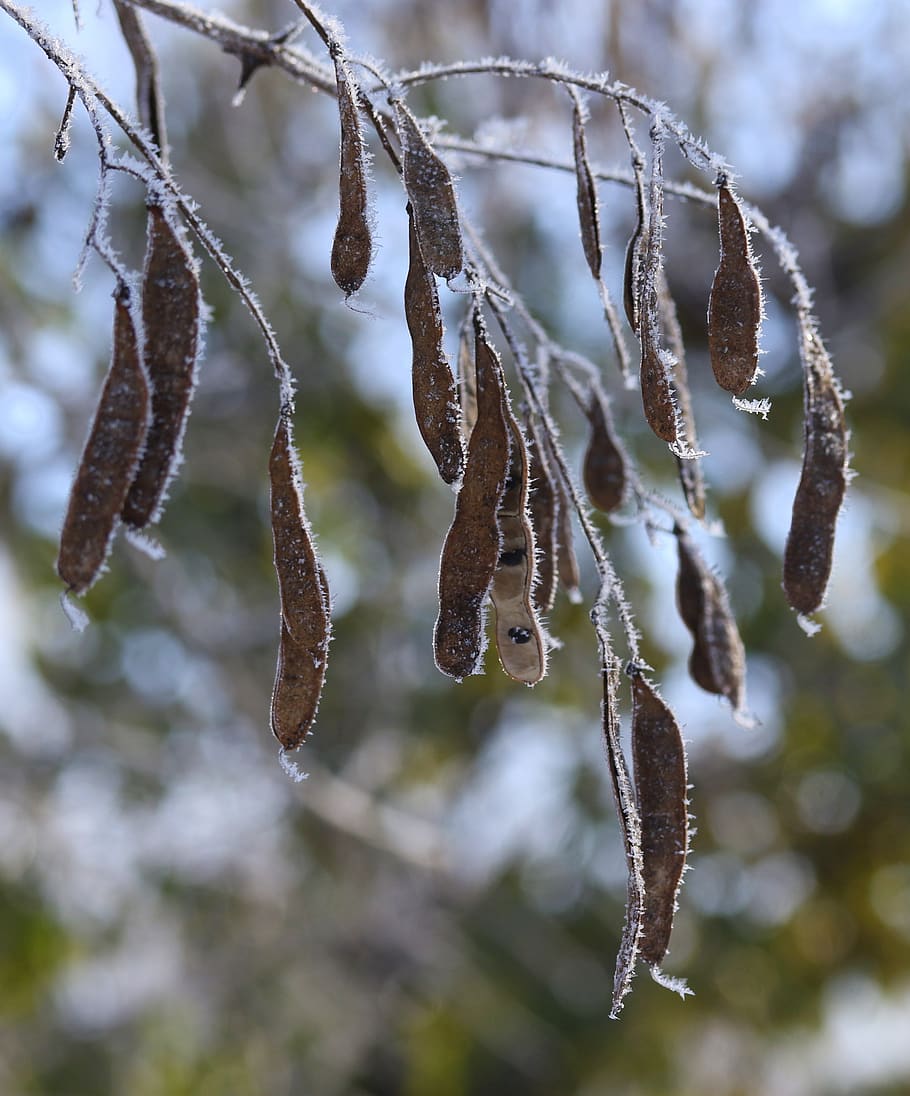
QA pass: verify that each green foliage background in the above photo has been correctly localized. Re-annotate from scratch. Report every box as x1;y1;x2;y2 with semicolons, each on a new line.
1;1;910;1092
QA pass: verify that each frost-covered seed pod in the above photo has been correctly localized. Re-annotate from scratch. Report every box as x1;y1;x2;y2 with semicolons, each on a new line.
122;203;201;529
707;182;763;396
630;669;689;968
269;414;331;750
404;204;464;484
57;282;150;594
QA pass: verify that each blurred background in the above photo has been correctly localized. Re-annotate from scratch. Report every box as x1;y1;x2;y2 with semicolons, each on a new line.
2;0;910;1092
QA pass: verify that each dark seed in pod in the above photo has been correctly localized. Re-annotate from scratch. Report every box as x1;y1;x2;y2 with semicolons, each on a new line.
57;283;150;594
490;412;547;685
122;203;201;530
707;182;763;396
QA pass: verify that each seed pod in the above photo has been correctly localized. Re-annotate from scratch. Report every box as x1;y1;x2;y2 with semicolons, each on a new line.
622;211;644;330
434;319;509;679
405;205;464;484
395;99;463;280
630;669;689;969
524;414;558;614
618;99;647;335
551;444;582;604
707;182;762;396
113;0;168;162
639;295;677;443
571;94;602;279
122;203;201;530
598;654;644;1017
674;524;746;712
583;384;627;513
269;414;331;750
457;323;478;441
330;55;372;296
638;131;678;444
272;621;326;752
490;417;547;685
57;283;150;594
783;328;848;617
659;277;706;520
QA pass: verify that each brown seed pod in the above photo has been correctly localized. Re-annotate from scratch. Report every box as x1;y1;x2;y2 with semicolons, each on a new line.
524;414;558;615
395;100;463;280
783;329;848;618
630;669;689;969
638;132;678;445
707;182;763;396
272;620;327;753
597;653;644;1017
490;417;547;685
582;384;627;513
113;0;168;162
622;211;644;330
639;294;678;444
571;94;602;280
434;319;509;679
457;323;478;441
674;524;746;712
618;99;647;335
57;282;150;594
551;441;582;604
269;414;331;750
405;205;465;484
122;203;201;530
659;276;706;520
330;55;372;296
